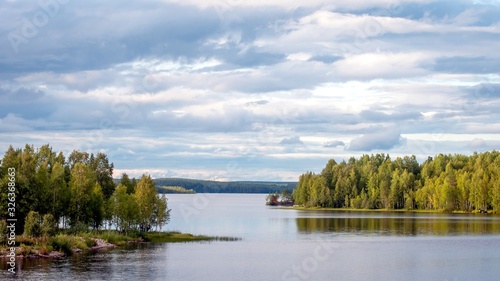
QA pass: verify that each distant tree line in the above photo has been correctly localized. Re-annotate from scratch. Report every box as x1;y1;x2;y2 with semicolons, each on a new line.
293;152;500;213
0;144;169;236
154;178;296;193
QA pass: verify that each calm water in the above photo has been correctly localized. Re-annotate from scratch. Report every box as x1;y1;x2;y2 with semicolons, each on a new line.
3;193;500;280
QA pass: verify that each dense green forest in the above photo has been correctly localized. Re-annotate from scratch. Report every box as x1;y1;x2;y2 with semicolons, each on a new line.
154;178;296;193
293;152;500;213
0;144;169;236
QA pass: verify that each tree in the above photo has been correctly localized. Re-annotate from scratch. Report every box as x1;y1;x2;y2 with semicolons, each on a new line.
280;188;294;205
153;194;170;231
0;146;21;220
34;159;51;214
24;211;41;237
135;175;159;232
90;152;115;200
89;183;105;230
69;162;95;226
41;213;57;237
120;173;135;194
49;162;70;225
490;174;500;213
17;145;38;233
110;184;139;234
68;150;89;169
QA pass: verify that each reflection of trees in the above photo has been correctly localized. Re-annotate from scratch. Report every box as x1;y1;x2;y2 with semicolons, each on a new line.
295;215;500;236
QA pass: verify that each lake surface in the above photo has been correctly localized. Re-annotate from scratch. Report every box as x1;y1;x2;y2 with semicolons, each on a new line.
3;193;500;280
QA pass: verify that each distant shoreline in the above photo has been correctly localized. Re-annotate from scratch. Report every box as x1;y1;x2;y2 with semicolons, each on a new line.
287;206;497;214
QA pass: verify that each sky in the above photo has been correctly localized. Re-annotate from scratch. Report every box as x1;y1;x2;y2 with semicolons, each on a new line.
1;0;500;181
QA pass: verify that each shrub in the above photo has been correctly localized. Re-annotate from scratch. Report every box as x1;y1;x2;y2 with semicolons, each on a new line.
16;244;32;256
98;231;130;245
39;245;53;255
41;214;57;237
84;237;96;248
24;211;41;237
49;235;73;255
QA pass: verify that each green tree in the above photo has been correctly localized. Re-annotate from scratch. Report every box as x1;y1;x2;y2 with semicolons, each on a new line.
24;211;41;237
120;173;135;194
110;184;139;234
0;146;21;220
68;150;89;169
41;213;57;237
34;159;51;214
90;152;115;200
49;162;70;226
153;194;170;231
68;162;95;226
135;175;159;232
89;183;105;230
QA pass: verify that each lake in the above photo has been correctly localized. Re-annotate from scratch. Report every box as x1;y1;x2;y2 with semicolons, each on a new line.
3;193;500;280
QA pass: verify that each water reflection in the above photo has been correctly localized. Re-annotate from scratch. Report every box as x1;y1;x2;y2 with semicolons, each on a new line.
295;212;500;236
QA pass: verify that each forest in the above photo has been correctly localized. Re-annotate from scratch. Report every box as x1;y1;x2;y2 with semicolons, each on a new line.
154;178;296;193
0;144;169;236
292;151;500;213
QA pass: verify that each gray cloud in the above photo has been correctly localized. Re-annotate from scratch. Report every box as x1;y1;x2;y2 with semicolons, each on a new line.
347;129;406;151
323;140;345;147
280;136;304;146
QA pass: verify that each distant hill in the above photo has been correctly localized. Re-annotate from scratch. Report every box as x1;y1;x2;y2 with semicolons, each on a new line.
153;178;297;194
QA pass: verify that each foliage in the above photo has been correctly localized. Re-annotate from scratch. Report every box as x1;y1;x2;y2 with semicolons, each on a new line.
0;219;6;244
23;211;41;237
110;184;139;235
41;213;57;237
0;144;174;236
49;235;74;255
293;152;500;212
135;175;163;232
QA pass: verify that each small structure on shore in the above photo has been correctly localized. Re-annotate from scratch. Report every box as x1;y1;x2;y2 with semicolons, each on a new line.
265;189;294;206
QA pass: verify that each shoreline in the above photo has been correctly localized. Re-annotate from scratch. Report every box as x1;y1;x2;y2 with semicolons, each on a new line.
286;206;498;215
0;231;241;259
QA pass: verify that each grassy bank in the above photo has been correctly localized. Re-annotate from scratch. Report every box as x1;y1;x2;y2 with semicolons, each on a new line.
0;230;241;258
145;231;241;243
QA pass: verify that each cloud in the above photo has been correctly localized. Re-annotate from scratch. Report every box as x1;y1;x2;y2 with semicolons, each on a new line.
280;136;304;145
1;1;500;180
323;140;345;147
360;109;423;122
467;138;490;151
347;128;406;151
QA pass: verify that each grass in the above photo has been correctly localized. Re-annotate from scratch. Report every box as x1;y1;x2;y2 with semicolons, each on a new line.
0;229;241;258
144;231;241;243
